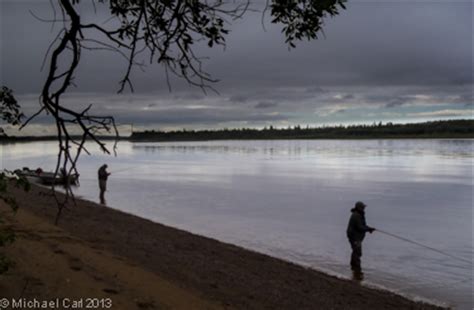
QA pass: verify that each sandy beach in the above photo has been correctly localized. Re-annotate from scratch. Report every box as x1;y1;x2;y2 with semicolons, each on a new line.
0;183;444;309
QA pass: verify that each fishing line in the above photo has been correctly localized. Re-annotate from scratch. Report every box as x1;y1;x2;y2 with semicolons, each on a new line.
65;167;136;181
111;167;136;174
375;229;472;266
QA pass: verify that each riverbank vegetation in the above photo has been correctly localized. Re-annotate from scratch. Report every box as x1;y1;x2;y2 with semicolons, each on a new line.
2;120;473;142
130;119;473;141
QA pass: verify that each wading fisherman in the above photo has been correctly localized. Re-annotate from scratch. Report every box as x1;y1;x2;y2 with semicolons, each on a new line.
346;201;375;278
98;164;111;204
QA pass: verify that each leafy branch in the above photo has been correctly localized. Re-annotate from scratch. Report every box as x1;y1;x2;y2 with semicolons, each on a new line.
0;86;30;273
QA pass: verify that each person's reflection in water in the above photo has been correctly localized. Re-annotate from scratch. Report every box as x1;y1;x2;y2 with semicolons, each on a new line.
346;201;375;281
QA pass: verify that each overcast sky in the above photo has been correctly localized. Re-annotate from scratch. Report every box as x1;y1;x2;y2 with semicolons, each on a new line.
0;0;472;135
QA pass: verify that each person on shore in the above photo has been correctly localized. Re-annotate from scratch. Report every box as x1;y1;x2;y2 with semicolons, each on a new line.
346;201;375;279
98;164;111;204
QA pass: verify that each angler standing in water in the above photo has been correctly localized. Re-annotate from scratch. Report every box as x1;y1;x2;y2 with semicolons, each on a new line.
98;164;111;205
346;201;375;279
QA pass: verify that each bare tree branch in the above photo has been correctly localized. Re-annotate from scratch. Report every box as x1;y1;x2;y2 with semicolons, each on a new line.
18;0;346;223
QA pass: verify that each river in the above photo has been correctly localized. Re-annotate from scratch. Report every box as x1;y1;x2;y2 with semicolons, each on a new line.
1;139;472;309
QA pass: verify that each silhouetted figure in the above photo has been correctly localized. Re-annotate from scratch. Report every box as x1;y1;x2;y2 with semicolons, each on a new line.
346;201;375;280
98;164;111;204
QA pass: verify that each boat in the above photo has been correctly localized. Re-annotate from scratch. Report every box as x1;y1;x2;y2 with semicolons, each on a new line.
14;168;79;186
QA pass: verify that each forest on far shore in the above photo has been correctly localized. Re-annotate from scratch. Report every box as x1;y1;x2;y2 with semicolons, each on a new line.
130;119;474;141
1;119;473;142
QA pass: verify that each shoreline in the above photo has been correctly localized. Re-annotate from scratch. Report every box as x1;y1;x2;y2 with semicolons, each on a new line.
1;184;446;309
2;136;474;144
2;119;473;143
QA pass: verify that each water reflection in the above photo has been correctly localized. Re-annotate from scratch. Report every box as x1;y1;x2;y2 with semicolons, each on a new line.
130;139;474;159
133;144;260;155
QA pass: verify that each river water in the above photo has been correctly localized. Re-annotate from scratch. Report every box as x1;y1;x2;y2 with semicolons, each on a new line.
1;139;472;309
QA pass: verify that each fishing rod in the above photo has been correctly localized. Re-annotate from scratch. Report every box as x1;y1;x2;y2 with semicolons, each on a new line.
69;166;136;181
375;228;472;266
111;167;136;174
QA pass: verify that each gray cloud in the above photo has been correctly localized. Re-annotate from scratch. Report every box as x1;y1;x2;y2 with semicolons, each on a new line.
408;109;473;118
255;101;278;109
173;92;206;101
386;99;408;109
113;108;287;125
305;86;327;94
0;0;472;131
229;95;249;103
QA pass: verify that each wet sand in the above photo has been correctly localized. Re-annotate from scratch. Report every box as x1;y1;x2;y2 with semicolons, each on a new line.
0;184;444;309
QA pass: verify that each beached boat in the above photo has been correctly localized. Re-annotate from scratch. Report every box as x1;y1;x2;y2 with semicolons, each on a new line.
14;168;79;186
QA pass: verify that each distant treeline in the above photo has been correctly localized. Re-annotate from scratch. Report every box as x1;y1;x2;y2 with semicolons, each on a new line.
2;120;472;143
131;120;474;141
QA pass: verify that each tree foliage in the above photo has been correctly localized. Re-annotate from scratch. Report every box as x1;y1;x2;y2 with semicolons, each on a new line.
0;87;30;274
0;87;24;126
271;0;346;47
